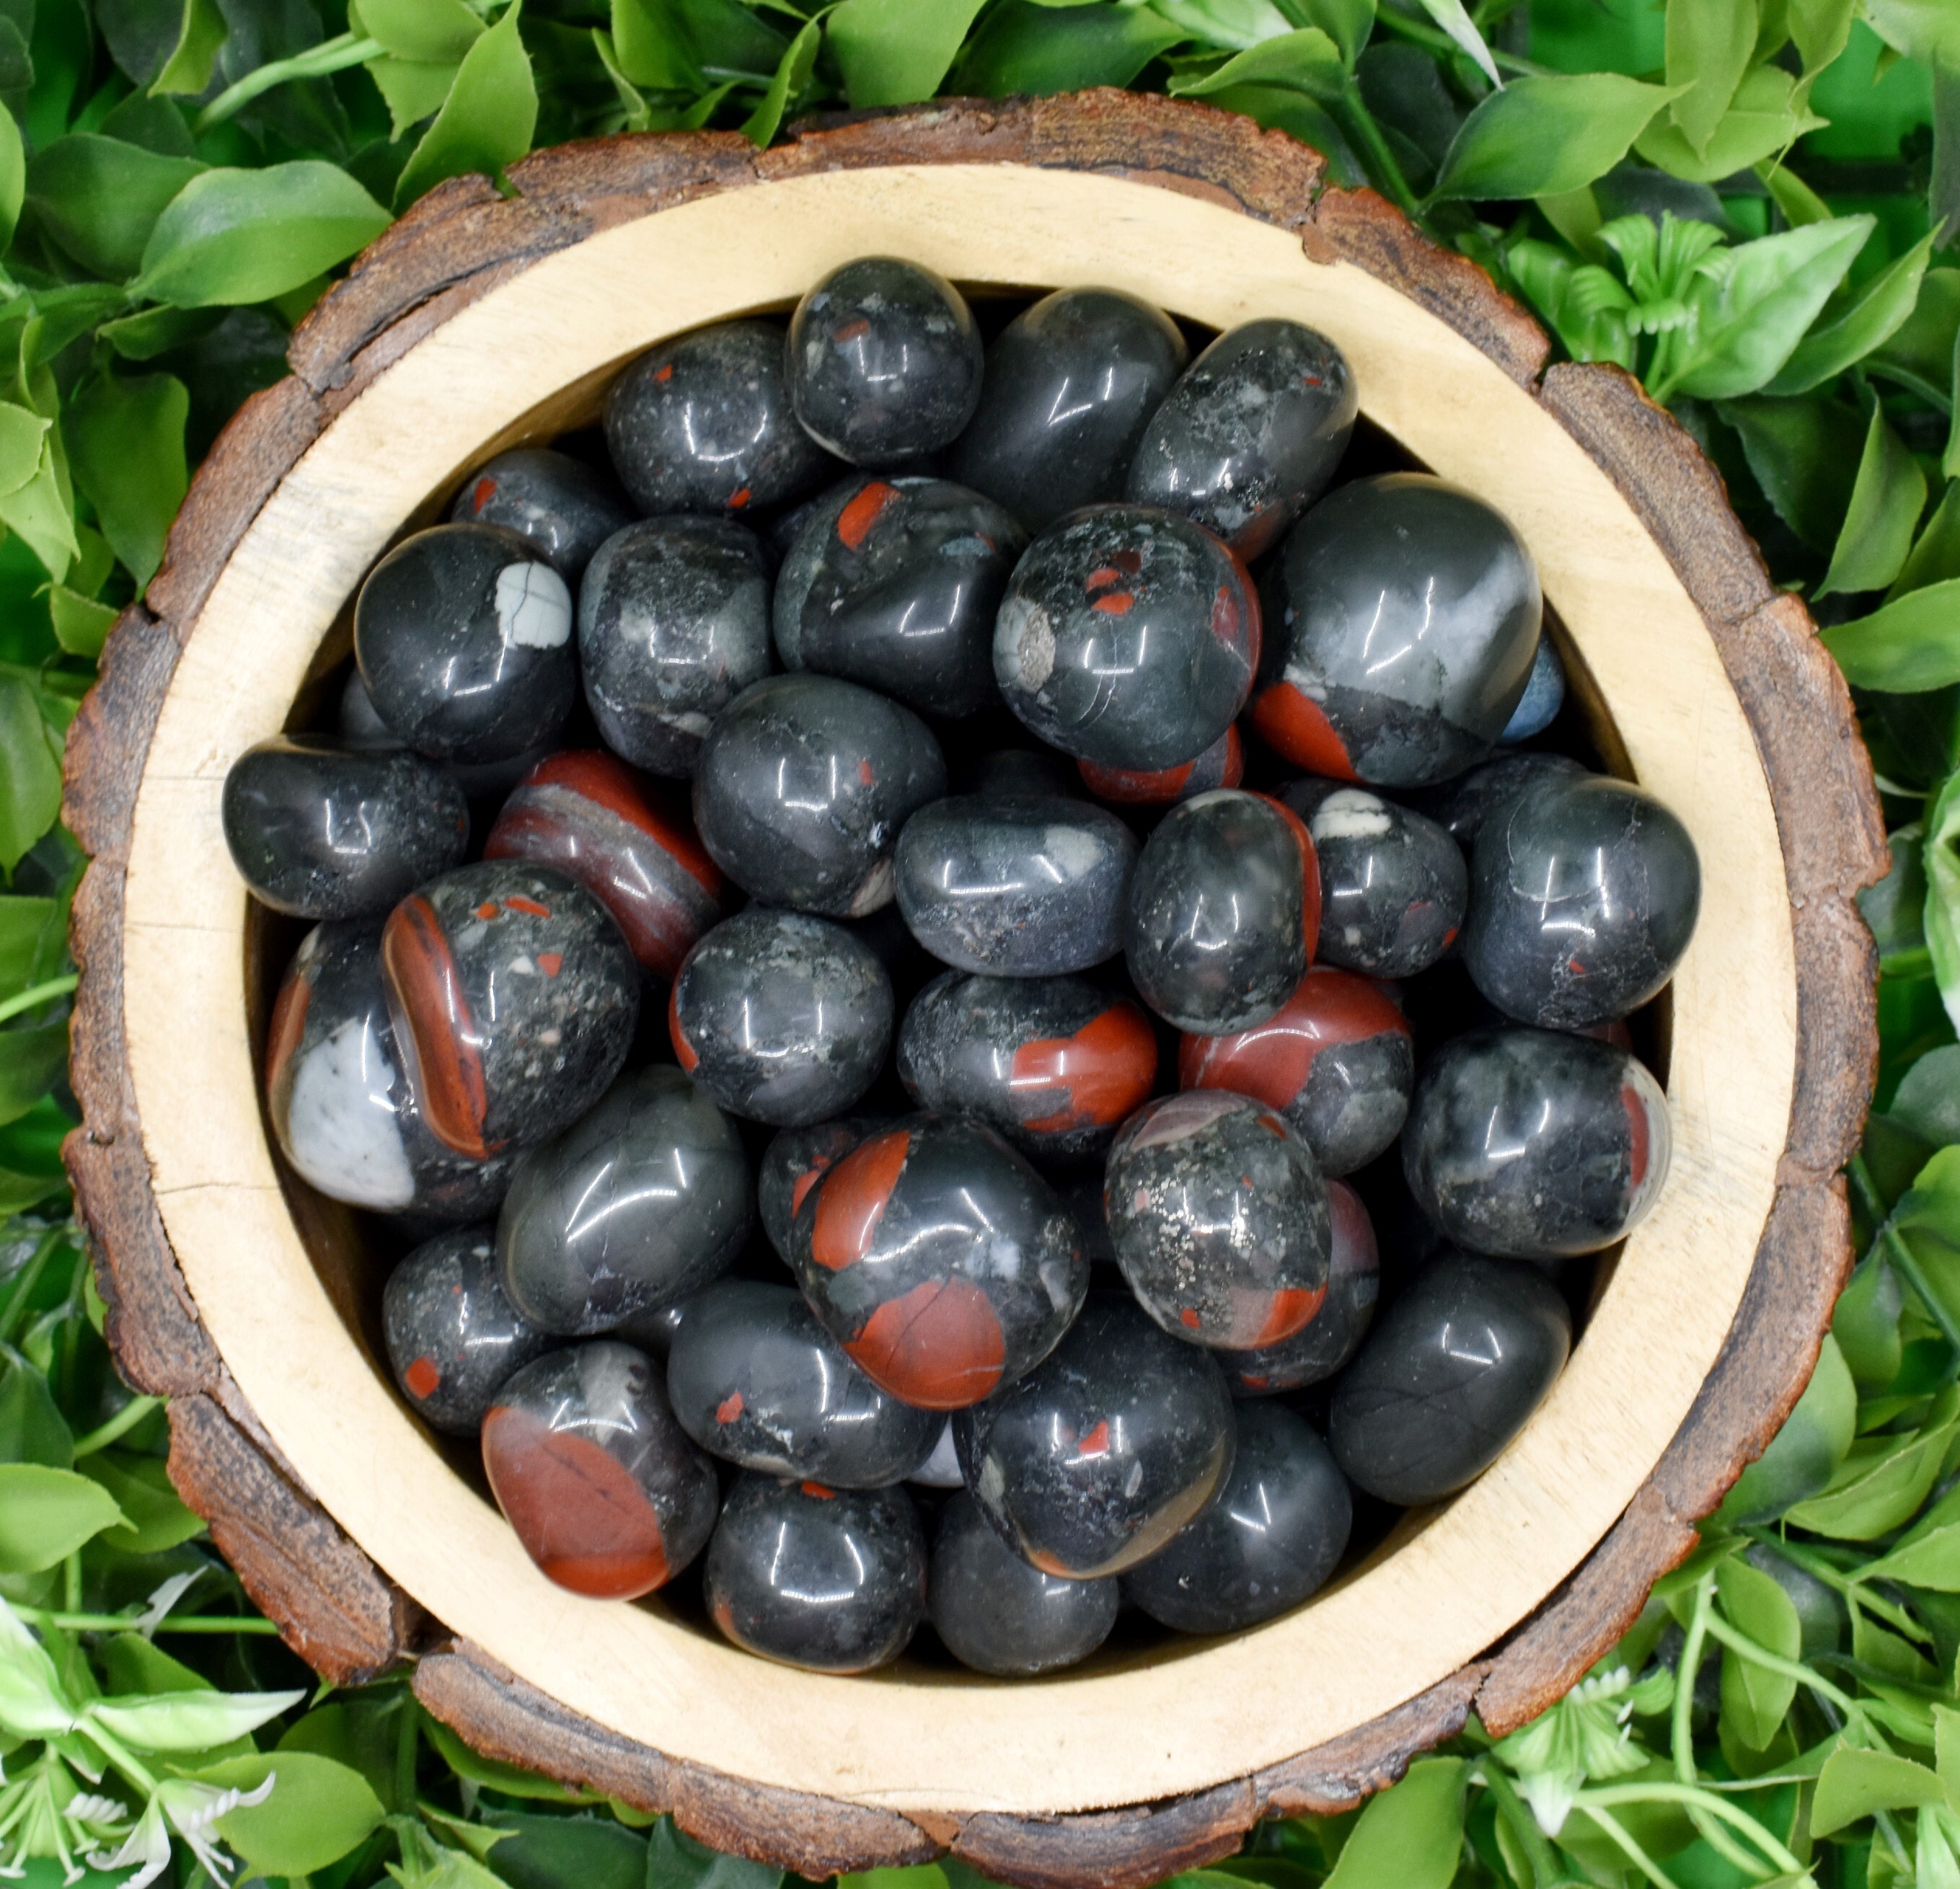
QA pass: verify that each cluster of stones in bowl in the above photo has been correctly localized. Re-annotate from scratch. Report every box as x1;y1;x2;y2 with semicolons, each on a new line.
225;255;1702;1680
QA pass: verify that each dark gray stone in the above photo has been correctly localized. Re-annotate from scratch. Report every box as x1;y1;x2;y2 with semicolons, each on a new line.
1219;1178;1379;1395
449;447;635;580
383;1227;549;1435
929;1491;1118;1676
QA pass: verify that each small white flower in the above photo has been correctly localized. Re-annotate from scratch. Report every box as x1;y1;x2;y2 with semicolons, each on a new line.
135;1572;202;1638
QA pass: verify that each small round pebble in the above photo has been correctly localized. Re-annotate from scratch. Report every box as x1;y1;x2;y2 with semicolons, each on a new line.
1219;1179;1379;1394
1501;637;1566;742
758;1118;880;1260
449;447;635;579
930;1492;1119;1676
1078;726;1243;806
383;1228;549;1434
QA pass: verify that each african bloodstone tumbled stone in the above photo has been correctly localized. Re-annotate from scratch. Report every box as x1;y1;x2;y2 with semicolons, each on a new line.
669;910;892;1126
929;1491;1119;1676
1281;779;1467;978
774;477;1025;718
758;1118;880;1260
953;1296;1235;1578
1219;1179;1379;1395
896;971;1157;1164
704;1474;926;1672
667;1280;941;1486
1126;318;1357;559
951;288;1187;532
1328;1252;1571;1504
483;1341;718;1599
1124;1402;1351;1633
1105;1091;1331;1351
788;1115;1088;1410
893;795;1138;976
994;505;1260;771
449;446;635;579
1412;751;1591;847
221;736;468;920
577;517;773;776
1252;474;1542;787
1180;966;1413;1177
383;1228;549;1435
692;675;947;917
381;862;638;1159
485;751;726;979
787;257;984;465
1126;790;1320;1035
1077;725;1243;806
497;1066;752;1335
355;523;577;764
1404;1027;1671;1259
1465;774;1702;1030
605;319;833;517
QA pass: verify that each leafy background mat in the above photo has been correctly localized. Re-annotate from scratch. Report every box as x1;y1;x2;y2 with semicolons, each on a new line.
0;1;1956;1886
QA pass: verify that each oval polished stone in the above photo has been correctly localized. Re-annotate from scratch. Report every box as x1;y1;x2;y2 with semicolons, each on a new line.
1219;1178;1379;1395
893;794;1138;976
222;736;468;920
485;751;727;978
1328;1252;1571;1504
929;1490;1119;1676
1077;725;1243;807
578;516;773;776
449;447;635;579
670;910;892;1126
1501;637;1566;742
693;675;948;917
787;257;984;464
1124;1402;1351;1632
668;1280;940;1486
774;477;1025;718
1411;751;1592;847
355;523;576;764
1180;966;1413;1177
954;1295;1235;1578
704;1474;926;1672
497;1066;752;1335
384;1227;549;1435
1106;1091;1331;1350
994;505;1260;771
758;1118;881;1260
1252;474;1542;787
1465;774;1702;1029
1404;1027;1671;1259
1281;779;1467;978
897;971;1157;1165
605;319;834;517
381;862;638;1159
1126;319;1357;559
1126;790;1320;1035
482;1340;719;1598
789;1116;1088;1410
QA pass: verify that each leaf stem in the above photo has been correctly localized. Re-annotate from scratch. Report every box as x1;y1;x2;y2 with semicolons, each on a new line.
1853;1151;1960;1384
70;1394;161;1459
194;33;387;136
1699;1614;1869;1724
17;1606;282;1634
0;973;77;1026
1475;1761;1566;1888
1669;1576;1780;1876
1579;1783;1806;1875
1570;1800;1682;1889
1333;78;1424;221
1371;8;1553;77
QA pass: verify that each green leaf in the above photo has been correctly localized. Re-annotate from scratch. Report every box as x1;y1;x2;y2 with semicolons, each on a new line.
1866;1488;1960;1589
1788;0;1856;71
48;587;120;659
0;676;62;874
645;1818;787;1889
356;0;485;61
481;1809;647;1889
1767;228;1939;395
0;89;22;255
1871;267;1960;405
421;1707;593;1801
1406;0;1498;89
78;1448;205;1554
829;0;990;107
0;1350;73;1468
1289;0;1374;66
98;1632;213;1697
1925;775;1960;1035
1635;64;1827;186
1506;238;1636;368
1784;1381;1960;1536
23;134;206;280
1321;1759;1465;1889
1719;394;1864;548
612;0;787;90
65;371;187;588
0;404;49;499
0;441;78;587
1824;578;1960;691
1666;0;1757;158
1760;157;1834;227
149;0;226;97
738;13;821;149
1430;74;1678;203
1819;402;1928;598
0;1021;69;1129
394;0;538;210
1151;0;1297;52
953;1;1186;97
89;1684;303;1752
1715;1555;1802;1749
1170;28;1343;100
1837;1252;1907;1392
366;54;461;140
0;1461;125;1570
1864;0;1960;66
0;894;62;994
1892;482;1960;602
1717;1332;1856;1523
1813;1748;1948;1836
186;1751;385;1872
134;162;392;308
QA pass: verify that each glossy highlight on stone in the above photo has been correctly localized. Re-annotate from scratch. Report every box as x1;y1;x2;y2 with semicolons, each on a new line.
789;1115;1088;1410
1411;751;1591;847
692;675;947;917
498;1066;752;1335
449;446;635;579
482;1340;718;1599
758;1118;880;1260
669;910;892;1126
995;505;1260;771
896;971;1157;1164
929;1490;1118;1675
704;1474;926;1671
383;1228;549;1435
222;736;468;920
1253;474;1542;787
1077;725;1243;806
1219;1179;1379;1394
1403;1027;1671;1259
1126;790;1319;1034
1328;1252;1571;1504
485;751;726;978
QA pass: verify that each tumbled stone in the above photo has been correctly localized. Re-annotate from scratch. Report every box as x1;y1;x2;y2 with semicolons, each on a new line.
929;1491;1118;1676
384;1228;548;1435
1218;1178;1379;1395
1410;751;1591;847
758;1118;881;1260
449;446;635;579
1077;725;1243;806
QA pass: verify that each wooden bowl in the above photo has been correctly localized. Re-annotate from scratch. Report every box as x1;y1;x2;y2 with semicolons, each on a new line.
63;92;1885;1889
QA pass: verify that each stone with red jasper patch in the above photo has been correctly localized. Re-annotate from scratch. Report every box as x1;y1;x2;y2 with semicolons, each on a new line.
1181;966;1413;1177
1105;1090;1331;1353
952;1294;1235;1579
1077;725;1243;806
702;1473;926;1672
1125;789;1320;1035
787;1115;1088;1411
382;1227;547;1435
380;861;637;1161
757;1117;883;1260
896;970;1157;1165
482;1340;718;1601
992;504;1258;771
447;446;634;580
604;318;834;518
1403;1026;1671;1260
1218;1178;1379;1395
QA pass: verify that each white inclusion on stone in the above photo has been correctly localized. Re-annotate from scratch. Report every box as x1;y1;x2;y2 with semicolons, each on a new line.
286;1018;416;1208
1311;789;1395;842
909;1420;965;1489
988;1236;1023;1280
1042;828;1103;880
495;562;573;650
